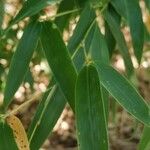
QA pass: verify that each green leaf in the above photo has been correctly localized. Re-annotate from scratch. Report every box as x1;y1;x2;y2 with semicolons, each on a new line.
0;0;4;30
8;0;60;28
145;0;150;11
41;21;77;110
24;68;34;89
84;23;96;53
0;121;18;150
89;23;109;120
111;0;144;63
55;0;76;32
124;0;144;64
67;3;96;54
28;85;66;150
28;19;88;148
103;10;133;77
76;0;88;7
111;0;127;19
144;24;150;42
28;38;85;149
73;47;85;72
138;126;150;150
94;62;150;126
89;24;109;64
105;4;121;57
76;64;108;150
3;20;41;110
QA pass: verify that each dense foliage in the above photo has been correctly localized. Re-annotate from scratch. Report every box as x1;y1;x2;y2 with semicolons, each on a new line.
0;0;150;149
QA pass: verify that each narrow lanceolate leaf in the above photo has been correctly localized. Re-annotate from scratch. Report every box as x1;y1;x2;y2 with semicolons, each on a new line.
41;21;77;110
89;23;109;120
55;0;76;32
103;10;133;77
67;3;96;54
138;126;150;150
0;121;18;150
0;0;4;29
28;32;86;149
111;0;144;63
84;23;96;53
6;115;30;150
73;47;85;72
8;0;60;28
105;4;121;57
76;65;108;150
28;86;66;150
145;0;150;11
3;21;41;110
89;24;109;64
111;0;127;19
94;62;150;126
124;0;144;64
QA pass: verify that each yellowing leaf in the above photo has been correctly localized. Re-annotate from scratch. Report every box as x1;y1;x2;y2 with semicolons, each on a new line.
6;115;30;150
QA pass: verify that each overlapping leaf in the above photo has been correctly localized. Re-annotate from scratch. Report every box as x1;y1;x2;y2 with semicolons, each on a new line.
89;23;109;120
145;0;150;11
105;4;121;57
0;121;18;150
27;5;96;148
76;64;108;150
0;0;4;32
94;62;150;126
41;21;77;110
55;0;76;32
67;3;96;54
111;0;127;19
3;20;41;110
28;85;66;150
138;126;150;150
8;0;60;28
103;10;133;77
89;24;109;64
111;0;144;63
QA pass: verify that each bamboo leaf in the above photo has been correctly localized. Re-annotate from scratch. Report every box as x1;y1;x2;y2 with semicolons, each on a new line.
73;47;85;72
0;0;4;31
41;21;77;110
8;0;60;28
103;10;133;77
89;23;109;120
3;21;41;110
84;23;96;53
28;85;66;150
55;0;76;32
76;64;108;150
0;121;18;150
124;0;144;64
105;4;121;57
111;0;144;63
89;24;109;64
28;21;87;148
111;0;127;19
145;0;150;11
67;3;96;54
138;126;150;150
94;62;150;126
